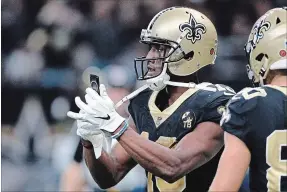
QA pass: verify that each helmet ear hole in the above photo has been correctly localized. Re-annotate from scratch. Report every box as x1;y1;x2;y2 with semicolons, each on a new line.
255;53;265;61
255;53;269;62
184;51;194;61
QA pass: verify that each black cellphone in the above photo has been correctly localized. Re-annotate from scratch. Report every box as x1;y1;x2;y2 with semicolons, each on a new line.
90;74;100;94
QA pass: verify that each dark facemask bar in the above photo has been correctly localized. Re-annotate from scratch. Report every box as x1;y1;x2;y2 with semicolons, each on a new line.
134;39;182;80
134;50;167;80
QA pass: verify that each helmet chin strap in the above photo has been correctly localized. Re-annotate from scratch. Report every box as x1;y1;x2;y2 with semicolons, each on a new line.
259;57;269;86
114;78;197;109
146;63;170;91
114;73;197;109
114;84;149;108
259;76;264;86
164;81;197;88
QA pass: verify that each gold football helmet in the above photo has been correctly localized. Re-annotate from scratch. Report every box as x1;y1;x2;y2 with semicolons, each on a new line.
134;6;218;90
245;7;287;85
115;7;218;107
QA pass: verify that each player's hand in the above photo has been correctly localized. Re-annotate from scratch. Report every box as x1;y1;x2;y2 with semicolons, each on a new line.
67;84;125;133
75;111;112;158
76;110;102;141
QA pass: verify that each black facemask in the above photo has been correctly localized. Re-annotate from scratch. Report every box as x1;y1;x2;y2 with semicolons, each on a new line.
134;39;182;80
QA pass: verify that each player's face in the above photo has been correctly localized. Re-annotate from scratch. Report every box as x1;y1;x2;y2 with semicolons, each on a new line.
145;44;170;78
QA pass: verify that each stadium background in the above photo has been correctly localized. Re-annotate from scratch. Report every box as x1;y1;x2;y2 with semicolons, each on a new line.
1;0;285;191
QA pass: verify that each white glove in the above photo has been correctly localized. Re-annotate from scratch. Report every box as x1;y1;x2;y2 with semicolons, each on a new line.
67;84;125;133
75;110;112;158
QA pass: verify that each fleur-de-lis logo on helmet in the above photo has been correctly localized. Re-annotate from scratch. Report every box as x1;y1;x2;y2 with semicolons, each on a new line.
245;19;271;55
179;13;207;44
253;19;271;44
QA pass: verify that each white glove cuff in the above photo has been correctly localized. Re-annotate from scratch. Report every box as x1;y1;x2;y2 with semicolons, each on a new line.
104;112;125;132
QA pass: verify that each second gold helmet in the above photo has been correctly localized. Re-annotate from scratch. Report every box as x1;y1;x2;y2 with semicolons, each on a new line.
245;7;287;85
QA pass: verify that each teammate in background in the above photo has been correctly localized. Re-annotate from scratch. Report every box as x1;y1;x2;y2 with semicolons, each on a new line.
68;7;235;192
209;7;287;192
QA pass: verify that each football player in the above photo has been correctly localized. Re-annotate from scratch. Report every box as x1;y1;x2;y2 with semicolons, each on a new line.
209;7;287;192
68;7;235;192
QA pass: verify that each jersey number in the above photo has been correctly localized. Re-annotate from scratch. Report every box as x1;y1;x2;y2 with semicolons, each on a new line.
221;88;267;125
241;87;267;100
141;132;186;192
266;130;287;191
200;83;236;96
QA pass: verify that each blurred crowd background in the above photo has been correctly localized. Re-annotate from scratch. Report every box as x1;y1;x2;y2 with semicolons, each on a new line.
2;0;285;191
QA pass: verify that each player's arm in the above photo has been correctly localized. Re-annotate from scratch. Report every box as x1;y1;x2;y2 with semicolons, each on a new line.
83;118;137;189
209;88;263;191
116;121;223;183
209;132;251;191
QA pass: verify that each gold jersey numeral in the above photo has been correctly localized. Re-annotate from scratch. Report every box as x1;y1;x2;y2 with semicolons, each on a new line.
266;130;287;192
141;132;186;192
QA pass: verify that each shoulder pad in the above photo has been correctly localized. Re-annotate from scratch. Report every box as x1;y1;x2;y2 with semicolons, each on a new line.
196;83;235;106
227;87;267;115
197;82;236;96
